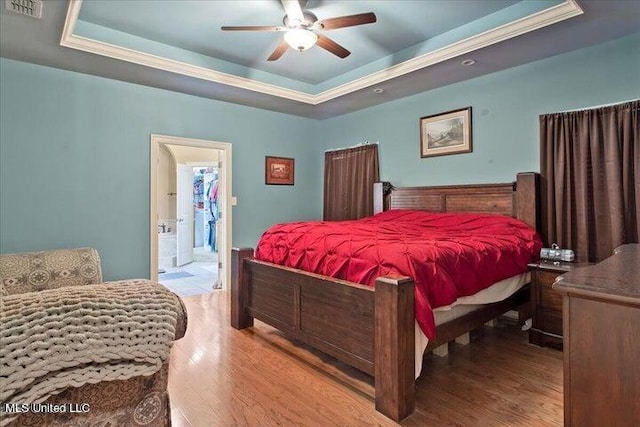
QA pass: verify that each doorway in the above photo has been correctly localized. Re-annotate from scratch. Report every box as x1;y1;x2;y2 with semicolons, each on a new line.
150;134;232;296
159;163;220;296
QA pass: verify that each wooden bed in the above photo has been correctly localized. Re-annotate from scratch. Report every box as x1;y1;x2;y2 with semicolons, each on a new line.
231;172;540;422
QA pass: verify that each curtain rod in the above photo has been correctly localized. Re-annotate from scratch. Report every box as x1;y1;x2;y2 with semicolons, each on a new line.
325;141;378;153
560;98;638;113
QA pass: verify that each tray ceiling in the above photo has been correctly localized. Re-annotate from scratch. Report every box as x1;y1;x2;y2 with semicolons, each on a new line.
1;0;638;118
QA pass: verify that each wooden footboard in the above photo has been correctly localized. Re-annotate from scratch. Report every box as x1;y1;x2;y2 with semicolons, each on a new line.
231;248;415;421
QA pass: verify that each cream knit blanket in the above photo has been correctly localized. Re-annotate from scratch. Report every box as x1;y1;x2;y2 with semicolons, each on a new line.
0;280;180;426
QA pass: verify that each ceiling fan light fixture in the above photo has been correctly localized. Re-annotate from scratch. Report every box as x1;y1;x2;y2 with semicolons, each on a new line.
284;29;318;52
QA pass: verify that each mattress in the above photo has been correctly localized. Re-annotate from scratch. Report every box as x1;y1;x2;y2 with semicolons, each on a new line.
413;272;530;378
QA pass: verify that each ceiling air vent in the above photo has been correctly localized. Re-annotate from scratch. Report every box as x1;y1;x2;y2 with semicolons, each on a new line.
5;0;42;19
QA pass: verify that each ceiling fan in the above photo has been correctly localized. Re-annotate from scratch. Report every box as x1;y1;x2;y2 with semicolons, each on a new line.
221;0;377;61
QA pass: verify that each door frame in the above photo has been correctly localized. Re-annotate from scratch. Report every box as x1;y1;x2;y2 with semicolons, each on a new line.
150;134;232;289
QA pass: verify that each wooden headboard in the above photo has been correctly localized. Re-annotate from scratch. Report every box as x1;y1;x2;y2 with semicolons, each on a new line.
373;172;540;231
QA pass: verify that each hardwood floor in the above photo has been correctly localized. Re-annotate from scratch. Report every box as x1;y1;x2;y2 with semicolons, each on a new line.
168;291;563;426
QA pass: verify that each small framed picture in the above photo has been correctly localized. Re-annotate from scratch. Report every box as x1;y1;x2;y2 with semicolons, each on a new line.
265;156;294;185
420;107;472;158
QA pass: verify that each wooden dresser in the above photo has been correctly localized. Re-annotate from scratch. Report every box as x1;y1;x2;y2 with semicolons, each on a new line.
553;244;640;427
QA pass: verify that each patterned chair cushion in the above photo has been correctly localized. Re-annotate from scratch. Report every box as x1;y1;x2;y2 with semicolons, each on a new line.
0;247;103;295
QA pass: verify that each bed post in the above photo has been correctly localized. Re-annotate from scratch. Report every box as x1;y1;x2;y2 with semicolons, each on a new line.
231;247;254;329
374;276;415;422
515;172;540;322
373;182;384;214
515;172;540;231
373;182;392;214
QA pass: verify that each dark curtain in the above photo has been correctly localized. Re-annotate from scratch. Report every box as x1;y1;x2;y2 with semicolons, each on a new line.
540;100;639;262
323;144;379;221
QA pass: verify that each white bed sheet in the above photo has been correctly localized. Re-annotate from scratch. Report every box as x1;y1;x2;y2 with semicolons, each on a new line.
414;272;530;378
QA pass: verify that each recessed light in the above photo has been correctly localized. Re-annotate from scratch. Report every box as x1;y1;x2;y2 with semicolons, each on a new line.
461;59;476;66
373;88;384;94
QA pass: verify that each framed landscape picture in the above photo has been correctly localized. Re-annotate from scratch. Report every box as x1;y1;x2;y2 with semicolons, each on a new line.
420;107;472;158
265;156;294;185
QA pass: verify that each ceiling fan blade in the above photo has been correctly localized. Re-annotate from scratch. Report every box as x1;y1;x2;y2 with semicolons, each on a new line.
267;40;289;61
316;35;350;58
317;12;377;30
221;25;286;32
280;0;305;23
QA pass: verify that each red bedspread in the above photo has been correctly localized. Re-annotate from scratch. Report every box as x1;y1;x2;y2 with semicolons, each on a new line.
255;210;542;339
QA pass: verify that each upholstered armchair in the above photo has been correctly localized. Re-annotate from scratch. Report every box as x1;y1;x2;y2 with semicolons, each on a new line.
0;248;187;427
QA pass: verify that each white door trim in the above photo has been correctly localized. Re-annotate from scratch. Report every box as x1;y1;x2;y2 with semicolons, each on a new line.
150;134;232;289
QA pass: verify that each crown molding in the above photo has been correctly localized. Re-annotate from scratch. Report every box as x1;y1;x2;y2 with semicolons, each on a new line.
313;0;584;103
60;0;315;103
61;0;583;106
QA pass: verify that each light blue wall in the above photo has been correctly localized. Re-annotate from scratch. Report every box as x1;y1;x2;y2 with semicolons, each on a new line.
0;59;322;280
321;34;640;186
1;34;638;279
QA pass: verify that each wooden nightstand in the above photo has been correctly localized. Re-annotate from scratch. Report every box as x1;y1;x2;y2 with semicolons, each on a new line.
528;260;587;348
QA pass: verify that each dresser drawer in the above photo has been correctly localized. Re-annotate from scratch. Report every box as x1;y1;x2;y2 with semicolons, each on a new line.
535;270;564;306
535;270;561;287
540;280;563;312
